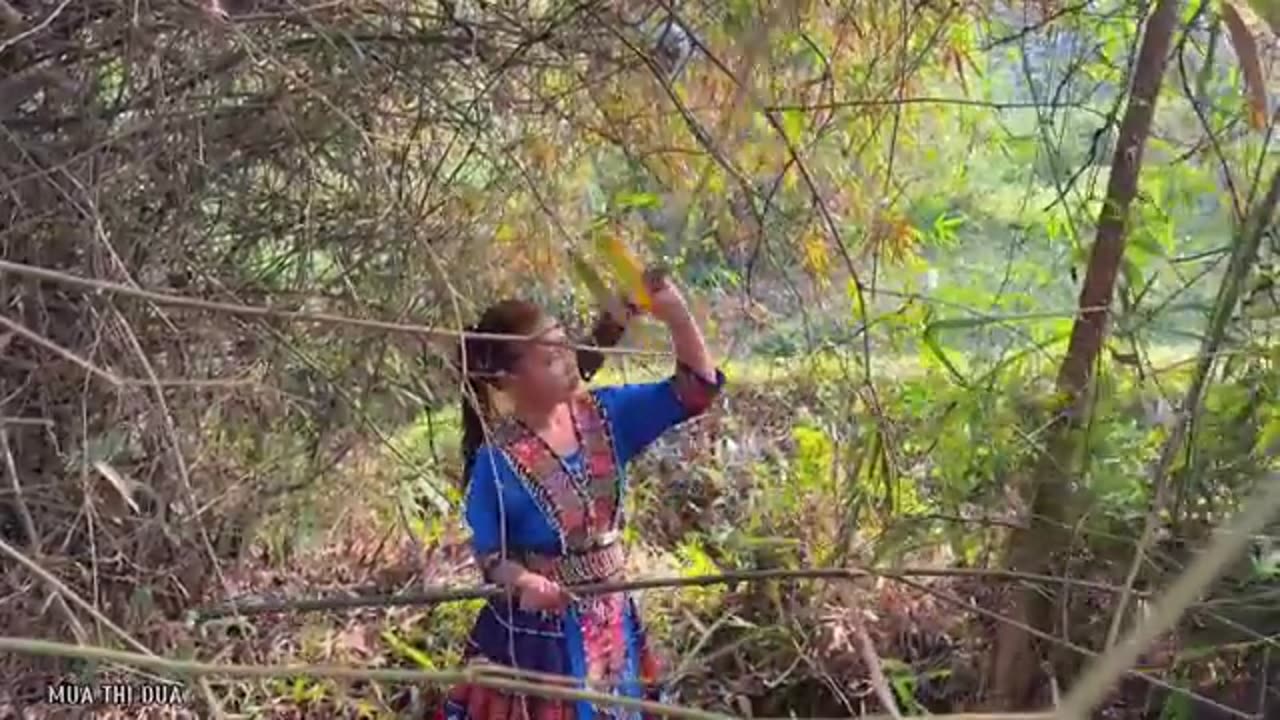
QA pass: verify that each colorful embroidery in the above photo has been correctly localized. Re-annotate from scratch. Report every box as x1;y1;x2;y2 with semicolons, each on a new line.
671;364;724;417
442;595;670;720
580;593;628;690
445;378;701;720
495;392;621;554
521;542;626;585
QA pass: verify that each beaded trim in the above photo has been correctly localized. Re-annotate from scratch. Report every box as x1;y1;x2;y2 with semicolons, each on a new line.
519;541;627;586
493;391;621;553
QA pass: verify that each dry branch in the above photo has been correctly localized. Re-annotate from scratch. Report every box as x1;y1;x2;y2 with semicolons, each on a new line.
190;565;1148;622
0;634;1059;720
0;636;729;720
0;259;667;358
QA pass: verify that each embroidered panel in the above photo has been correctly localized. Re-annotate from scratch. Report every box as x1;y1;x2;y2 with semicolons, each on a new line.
580;593;628;695
520;542;626;585
497;392;622;553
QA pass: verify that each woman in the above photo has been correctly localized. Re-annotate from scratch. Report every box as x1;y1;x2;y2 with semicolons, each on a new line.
439;269;723;720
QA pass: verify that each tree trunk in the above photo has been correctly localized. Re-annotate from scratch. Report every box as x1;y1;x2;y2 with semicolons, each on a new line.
984;0;1183;708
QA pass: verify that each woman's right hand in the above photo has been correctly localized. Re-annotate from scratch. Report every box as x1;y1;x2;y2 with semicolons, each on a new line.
514;571;571;612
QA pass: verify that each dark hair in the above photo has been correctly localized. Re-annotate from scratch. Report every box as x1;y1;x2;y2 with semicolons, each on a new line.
457;299;548;483
457;299;633;486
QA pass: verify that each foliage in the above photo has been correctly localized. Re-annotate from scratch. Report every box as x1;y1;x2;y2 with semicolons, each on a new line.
4;0;1280;716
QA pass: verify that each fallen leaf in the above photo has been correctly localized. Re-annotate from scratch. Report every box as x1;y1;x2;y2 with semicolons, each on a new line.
339;625;371;658
93;461;140;514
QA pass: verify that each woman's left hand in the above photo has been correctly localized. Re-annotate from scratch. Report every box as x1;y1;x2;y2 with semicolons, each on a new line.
643;265;693;327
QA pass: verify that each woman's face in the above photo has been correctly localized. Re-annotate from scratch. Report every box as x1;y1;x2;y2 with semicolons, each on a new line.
504;320;580;407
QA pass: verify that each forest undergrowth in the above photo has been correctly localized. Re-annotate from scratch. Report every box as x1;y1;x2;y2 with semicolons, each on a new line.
142;348;1275;719
5;0;1280;717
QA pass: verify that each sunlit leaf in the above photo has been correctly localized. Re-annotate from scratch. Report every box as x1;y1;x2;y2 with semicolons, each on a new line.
597;234;652;310
1256;415;1280;455
781;108;805;145
381;630;438;670
800;229;831;286
494;223;517;244
1129;227;1166;258
613;191;661;210
1121;256;1145;290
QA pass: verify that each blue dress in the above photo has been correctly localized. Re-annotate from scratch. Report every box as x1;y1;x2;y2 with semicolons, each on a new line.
440;366;724;720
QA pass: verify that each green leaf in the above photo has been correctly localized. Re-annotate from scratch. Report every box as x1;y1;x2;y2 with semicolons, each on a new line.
1160;690;1194;720
1255;415;1280;455
1121;256;1144;289
381;630;438;670
613;191;661;210
781;108;805;144
921;316;974;387
1130;227;1166;258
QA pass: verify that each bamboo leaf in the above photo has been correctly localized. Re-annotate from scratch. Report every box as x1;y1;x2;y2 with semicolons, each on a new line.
613;191;661;210
922;313;1074;387
920;317;973;387
1222;2;1269;131
597;235;652;311
380;630;437;670
781;109;805;144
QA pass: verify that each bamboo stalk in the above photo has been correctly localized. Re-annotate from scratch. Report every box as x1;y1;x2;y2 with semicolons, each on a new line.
190;566;1145;622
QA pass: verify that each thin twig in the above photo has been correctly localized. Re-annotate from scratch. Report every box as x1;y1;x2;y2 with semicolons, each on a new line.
0;311;257;389
890;576;1253;719
0;313;125;386
0;537;152;656
0;428;88;646
0;536;200;696
843;586;904;720
1106;162;1280;651
0;427;41;557
0;636;731;720
190;566;1146;621
0;635;1058;720
0;0;71;53
0;259;667;358
1055;471;1280;720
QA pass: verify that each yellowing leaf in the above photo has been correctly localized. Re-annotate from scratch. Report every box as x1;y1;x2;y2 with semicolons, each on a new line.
597;235;652;310
1222;2;1269;131
494;223;517;244
800;230;831;286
